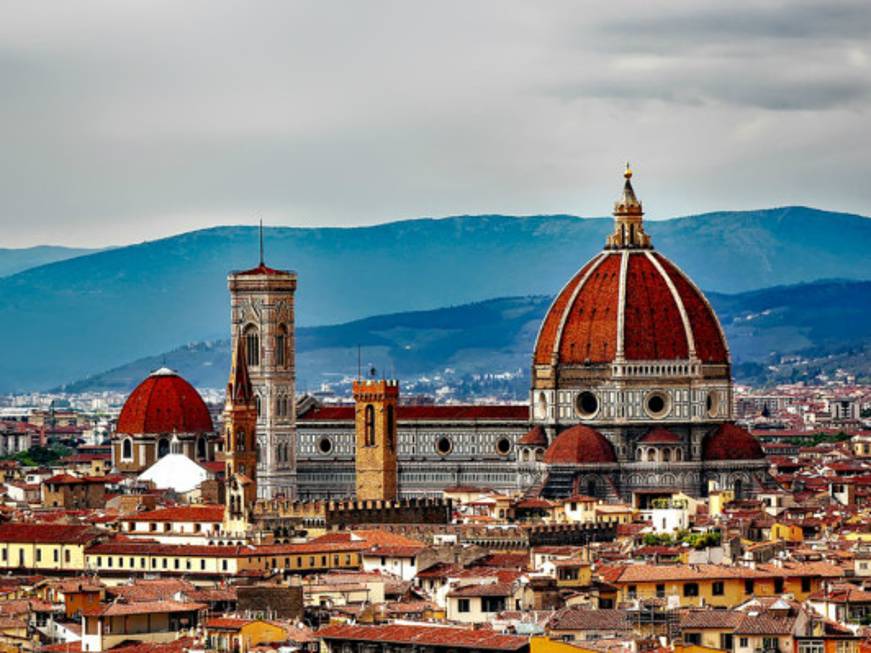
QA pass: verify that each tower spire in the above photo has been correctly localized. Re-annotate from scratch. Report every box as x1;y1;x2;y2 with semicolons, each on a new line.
605;162;652;250
228;330;254;404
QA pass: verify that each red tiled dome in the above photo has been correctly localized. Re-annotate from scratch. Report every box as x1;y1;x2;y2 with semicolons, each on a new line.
518;426;548;447
533;250;728;366
638;427;681;444
702;423;765;461
117;368;214;435
543;424;616;465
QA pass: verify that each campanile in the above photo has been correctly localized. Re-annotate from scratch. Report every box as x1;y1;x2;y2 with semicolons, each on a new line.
227;239;297;499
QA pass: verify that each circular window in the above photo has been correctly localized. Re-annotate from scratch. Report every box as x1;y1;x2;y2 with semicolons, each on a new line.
435;436;453;456
317;437;333;455
496;437;512;456
706;391;720;418
645;392;670;419
576;391;599;418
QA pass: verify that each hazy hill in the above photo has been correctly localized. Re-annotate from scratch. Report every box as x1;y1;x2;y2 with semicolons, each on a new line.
3;206;869;392
61;279;871;394
0;245;99;278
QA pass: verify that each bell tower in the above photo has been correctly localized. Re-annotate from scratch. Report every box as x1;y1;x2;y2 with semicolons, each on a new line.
227;225;297;499
223;335;258;534
353;379;399;501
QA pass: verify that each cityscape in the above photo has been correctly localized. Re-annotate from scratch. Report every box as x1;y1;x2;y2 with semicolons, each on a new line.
1;4;870;653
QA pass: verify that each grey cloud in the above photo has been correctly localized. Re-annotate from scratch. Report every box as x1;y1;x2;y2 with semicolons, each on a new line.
0;1;868;247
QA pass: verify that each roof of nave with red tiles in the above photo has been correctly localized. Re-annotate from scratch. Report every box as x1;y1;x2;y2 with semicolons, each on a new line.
298;404;528;422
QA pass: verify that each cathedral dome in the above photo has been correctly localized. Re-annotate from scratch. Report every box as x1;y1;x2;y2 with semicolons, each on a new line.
638;427;681;444
117;368;214;435
702;423;765;461
543;424;616;465
533;250;728;366
533;167;728;368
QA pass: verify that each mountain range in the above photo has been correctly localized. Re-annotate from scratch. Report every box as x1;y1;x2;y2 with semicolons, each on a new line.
60;279;871;394
2;206;869;393
0;245;99;278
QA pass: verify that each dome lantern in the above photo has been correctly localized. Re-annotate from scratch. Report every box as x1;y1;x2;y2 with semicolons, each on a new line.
606;162;652;250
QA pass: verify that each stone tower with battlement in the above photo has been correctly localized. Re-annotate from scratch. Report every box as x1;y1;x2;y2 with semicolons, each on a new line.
353;379;399;501
228;258;297;499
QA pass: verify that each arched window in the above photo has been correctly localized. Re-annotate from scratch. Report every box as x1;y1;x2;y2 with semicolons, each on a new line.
662;448;671;462
122;438;133;460
157;438;170;458
275;325;288;367
675;448;683;462
236;429;246;452
364;404;376;447
647;448;656;462
386;405;395;450
244;326;260;367
196;436;207;460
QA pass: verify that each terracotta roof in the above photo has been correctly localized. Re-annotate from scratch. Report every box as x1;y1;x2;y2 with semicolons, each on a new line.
234;262;289;276
107;579;195;602
448;582;514;598
312;529;426;548
83;600;206;617
0;523;100;544
679;610;743;629
124;505;225;523
515;498;555;509
548;608;632;632
703;423;765;461
299;405;527;422
206;617;255;630
734;614;796;636
316;624;528;651
534;249;728;366
117;369;213;435
44;474;107;485
544;424;616;465
100;637;197;653
638;428;681;444
363;545;425;558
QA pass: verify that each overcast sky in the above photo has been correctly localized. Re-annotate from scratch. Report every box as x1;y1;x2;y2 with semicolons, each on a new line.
1;1;869;247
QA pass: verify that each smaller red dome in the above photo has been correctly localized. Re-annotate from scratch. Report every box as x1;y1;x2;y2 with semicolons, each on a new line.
117;368;214;435
639;428;681;444
702;423;764;461
544;425;616;465
518;426;548;447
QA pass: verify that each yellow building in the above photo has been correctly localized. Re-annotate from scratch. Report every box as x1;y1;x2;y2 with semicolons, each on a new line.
709;490;735;517
205;617;289;653
531;635;604;653
82;600;205;652
594;504;634;524
0;523;99;573
84;538;364;577
611;562;842;608
770;522;804;543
